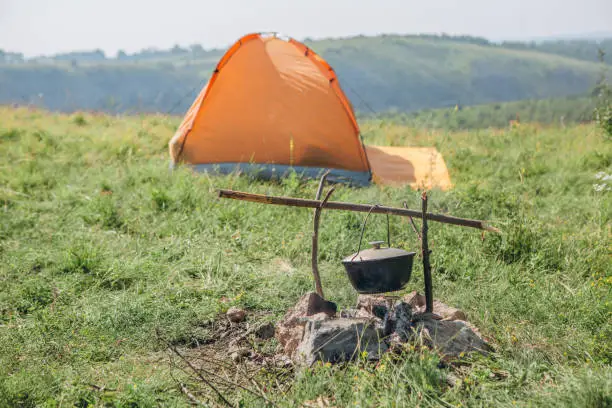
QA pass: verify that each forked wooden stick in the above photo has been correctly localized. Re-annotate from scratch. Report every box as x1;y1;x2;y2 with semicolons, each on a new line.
311;171;333;299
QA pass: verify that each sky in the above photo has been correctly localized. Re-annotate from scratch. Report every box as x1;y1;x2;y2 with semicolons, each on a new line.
1;0;611;57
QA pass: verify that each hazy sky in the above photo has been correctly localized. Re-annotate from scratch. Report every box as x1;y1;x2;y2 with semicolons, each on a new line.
1;0;611;57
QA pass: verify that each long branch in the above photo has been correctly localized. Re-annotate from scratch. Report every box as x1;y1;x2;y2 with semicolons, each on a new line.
218;189;499;233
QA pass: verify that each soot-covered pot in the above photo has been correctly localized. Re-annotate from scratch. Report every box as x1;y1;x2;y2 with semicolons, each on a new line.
342;240;415;294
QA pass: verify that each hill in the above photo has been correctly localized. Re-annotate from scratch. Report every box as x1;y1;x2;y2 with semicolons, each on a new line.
500;38;612;64
0;34;607;114
0;107;610;406
362;95;597;131
310;35;603;112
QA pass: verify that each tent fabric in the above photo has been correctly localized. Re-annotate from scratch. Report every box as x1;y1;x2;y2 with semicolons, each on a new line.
365;146;452;190
191;163;372;186
169;33;371;183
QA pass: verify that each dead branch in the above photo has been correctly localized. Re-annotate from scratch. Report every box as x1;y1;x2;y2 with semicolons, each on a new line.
179;382;207;406
169;345;277;407
403;201;422;241
168;345;233;407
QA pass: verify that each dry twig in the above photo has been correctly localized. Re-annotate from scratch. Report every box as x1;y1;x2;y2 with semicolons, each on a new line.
168;345;233;407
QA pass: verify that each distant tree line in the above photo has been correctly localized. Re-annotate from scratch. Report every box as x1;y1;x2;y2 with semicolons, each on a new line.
2;34;610;65
0;50;24;63
1;44;224;65
0;34;608;116
363;96;598;130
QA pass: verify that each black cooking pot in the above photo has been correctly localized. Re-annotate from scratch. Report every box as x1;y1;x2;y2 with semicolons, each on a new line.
342;207;416;294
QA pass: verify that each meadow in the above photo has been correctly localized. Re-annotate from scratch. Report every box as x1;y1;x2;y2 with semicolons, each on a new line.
0;107;610;407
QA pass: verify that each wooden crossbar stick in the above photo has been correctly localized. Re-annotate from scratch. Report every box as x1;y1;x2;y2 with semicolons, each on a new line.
218;189;500;233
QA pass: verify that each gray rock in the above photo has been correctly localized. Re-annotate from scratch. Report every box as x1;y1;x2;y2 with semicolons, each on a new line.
356;294;389;319
254;322;275;340
295;318;388;366
340;308;380;320
275;292;337;356
403;291;427;308
297;312;333;324
403;291;467;321
413;319;491;358
391;301;413;341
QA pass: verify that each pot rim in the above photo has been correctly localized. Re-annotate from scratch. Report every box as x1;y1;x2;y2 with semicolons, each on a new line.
342;251;417;264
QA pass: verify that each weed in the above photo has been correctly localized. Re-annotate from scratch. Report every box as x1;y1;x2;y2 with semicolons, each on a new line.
72;113;87;126
0;128;23;142
61;244;101;274
151;188;173;211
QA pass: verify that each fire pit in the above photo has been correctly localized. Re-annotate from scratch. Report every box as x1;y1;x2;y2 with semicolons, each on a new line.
217;172;499;364
218;172;498;314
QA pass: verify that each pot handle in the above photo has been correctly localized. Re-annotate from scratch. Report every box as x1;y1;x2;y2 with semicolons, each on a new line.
352;204;391;261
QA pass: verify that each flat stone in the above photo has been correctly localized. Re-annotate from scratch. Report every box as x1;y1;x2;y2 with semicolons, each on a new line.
340;308;380;320
403;291;467;321
297;312;334;323
413;319;491;358
295;318;388;366
280;292;337;326
275;292;337;356
433;301;467;321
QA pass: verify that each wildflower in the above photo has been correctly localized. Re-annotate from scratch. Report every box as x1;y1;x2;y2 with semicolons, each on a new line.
593;184;606;192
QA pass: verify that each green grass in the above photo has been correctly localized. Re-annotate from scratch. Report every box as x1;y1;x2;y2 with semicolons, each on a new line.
361;96;598;131
0;107;611;407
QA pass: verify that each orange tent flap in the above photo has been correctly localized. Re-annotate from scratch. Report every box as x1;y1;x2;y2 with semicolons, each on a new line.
365;146;452;190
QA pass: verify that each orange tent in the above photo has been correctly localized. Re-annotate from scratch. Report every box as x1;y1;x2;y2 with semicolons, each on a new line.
169;33;452;189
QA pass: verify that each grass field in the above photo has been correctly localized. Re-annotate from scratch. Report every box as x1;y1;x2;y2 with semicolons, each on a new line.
0;107;610;407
